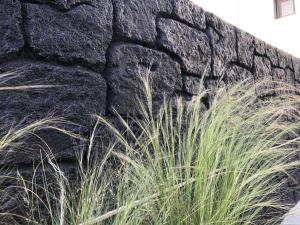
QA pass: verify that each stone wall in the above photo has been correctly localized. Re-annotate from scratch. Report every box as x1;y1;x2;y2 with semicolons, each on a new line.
1;0;300;216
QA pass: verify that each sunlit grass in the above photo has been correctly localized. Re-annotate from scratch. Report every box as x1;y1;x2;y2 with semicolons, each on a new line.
89;78;300;225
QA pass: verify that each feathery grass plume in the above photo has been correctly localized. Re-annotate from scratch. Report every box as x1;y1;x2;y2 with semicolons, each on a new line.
86;78;300;225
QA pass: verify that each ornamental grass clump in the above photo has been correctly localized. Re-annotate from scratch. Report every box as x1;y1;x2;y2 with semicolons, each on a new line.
7;77;300;225
89;78;300;225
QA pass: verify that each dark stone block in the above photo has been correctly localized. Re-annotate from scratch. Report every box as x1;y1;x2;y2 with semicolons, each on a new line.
237;30;255;69
157;18;211;76
272;67;286;82
172;0;206;30
266;44;279;67
293;57;300;81
254;56;272;80
255;38;266;55
113;0;172;44
183;76;202;95
277;49;294;70
25;1;113;70
0;60;106;164
224;64;253;84
0;61;106;124
0;0;24;60
285;68;295;85
206;13;237;77
106;43;182;115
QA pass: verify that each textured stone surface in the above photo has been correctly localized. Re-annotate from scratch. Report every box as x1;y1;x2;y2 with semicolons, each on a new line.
0;0;24;60
183;76;202;95
113;0;172;44
224;64;253;84
157;18;211;76
106;43;182;115
206;12;237;77
0;61;106;123
30;0;93;10
172;0;206;29
237;30;255;69
293;57;300;81
272;67;286;82
278;50;294;69
266;44;279;67
254;56;272;80
0;61;106;164
285;68;295;85
25;1;113;70
255;38;266;55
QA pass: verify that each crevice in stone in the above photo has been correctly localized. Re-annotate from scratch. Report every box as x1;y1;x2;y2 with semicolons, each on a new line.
20;2;35;59
205;18;224;39
201;95;210;110
0;57;102;76
21;0;95;12
157;12;206;34
155;15;186;73
182;71;203;79
285;67;296;86
204;26;215;78
255;51;276;66
112;36;156;51
103;0;118;117
251;39;256;72
228;60;254;74
234;28;254;72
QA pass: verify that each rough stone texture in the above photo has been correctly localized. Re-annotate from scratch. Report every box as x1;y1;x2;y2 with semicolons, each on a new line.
293;57;300;81
106;43;182;115
206;12;237;77
157;18;211;76
0;61;106;124
285;68;295;85
113;0;172;44
278;49;294;70
272;67;286;82
237;30;255;69
0;0;24;60
183;76;202;95
0;60;106;164
266;44;280;67
25;1;113;70
29;0;93;10
224;64;253;84
172;0;206;29
254;56;272;80
255;38;267;55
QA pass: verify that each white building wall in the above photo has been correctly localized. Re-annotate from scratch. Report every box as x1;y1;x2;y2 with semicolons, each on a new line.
192;0;300;58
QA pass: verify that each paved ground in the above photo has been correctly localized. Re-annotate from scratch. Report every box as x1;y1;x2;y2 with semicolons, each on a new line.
282;202;300;225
